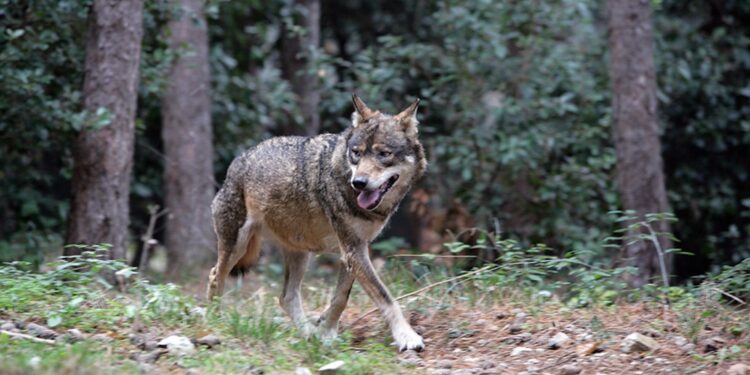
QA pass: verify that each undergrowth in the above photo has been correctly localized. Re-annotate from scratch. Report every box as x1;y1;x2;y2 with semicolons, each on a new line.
0;234;748;374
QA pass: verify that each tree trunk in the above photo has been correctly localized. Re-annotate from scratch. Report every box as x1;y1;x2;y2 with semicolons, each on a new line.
162;0;215;278
65;0;144;261
280;0;321;136
607;0;673;286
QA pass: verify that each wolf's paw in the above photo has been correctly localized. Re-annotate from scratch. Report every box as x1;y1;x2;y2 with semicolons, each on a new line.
393;326;424;352
317;326;338;345
298;321;317;338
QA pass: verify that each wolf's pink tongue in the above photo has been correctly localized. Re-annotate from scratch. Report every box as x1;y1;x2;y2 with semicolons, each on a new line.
357;190;380;209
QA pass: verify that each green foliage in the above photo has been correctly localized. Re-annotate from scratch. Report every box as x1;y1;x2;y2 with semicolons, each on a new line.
656;1;750;267
1;0;749;281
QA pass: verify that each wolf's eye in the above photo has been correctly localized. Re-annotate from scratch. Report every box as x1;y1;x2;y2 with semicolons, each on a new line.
378;151;392;158
350;149;361;158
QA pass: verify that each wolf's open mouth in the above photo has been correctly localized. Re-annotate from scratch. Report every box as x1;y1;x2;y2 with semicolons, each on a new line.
356;174;399;210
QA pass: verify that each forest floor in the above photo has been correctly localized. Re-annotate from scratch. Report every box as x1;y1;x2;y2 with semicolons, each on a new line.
1;256;749;375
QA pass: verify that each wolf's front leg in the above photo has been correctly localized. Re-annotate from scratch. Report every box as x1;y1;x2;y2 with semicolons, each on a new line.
345;247;424;351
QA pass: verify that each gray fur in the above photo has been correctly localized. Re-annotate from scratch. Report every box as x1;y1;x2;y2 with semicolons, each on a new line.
207;95;427;351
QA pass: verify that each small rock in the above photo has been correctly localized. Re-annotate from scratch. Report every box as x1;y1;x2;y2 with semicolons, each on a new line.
576;342;599;356
398;350;422;366
65;328;84;342
129;333;145;347
622;332;660;353
508;324;524;334
559;365;582;375
548;332;571;349
501;332;532;344
436;359;453;369
28;356;41;369
185;369;202;375
0;322;16;331
26;323;58;339
318;360;345;374
133;349;167;364
495;312;510;320
672;336;689;347
158;335;196;356
702;336;726;353
143;340;159;351
480;360;496;369
447;328;463;339
295;368;313;375
91;333;114;343
196;334;221;348
511;346;532;357
727;364;750;375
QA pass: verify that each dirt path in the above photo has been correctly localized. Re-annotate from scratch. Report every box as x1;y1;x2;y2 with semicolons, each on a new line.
347;304;748;375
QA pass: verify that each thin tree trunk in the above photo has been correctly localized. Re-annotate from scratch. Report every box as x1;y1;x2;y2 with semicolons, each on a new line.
280;0;320;136
162;0;215;278
607;0;673;286
65;0;144;260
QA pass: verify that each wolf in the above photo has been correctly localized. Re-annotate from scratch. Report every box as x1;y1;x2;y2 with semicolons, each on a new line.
206;95;427;351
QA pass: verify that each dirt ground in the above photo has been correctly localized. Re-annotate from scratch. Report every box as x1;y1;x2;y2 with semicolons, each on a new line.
345;303;748;375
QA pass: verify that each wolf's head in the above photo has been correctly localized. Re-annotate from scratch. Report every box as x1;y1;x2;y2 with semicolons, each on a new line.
345;95;426;211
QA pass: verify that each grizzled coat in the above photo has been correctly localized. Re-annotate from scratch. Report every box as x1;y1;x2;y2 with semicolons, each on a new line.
207;95;427;351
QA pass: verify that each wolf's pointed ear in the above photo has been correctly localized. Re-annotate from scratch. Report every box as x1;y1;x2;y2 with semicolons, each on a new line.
351;94;375;127
395;98;420;134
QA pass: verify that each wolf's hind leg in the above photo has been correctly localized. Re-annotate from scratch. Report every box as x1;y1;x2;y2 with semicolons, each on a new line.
317;264;355;342
279;249;314;336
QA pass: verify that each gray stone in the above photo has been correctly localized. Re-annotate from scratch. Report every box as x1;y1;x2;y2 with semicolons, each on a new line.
143;340;159;351
158;335;196;356
480;360;496;369
436;359;453;369
508;324;524;334
727;363;750;375
196;334;221;348
26;323;58;339
134;349;167;364
91;333;114;343
511;346;533;357
398;350;422;366
295;368;313;375
65;328;84;342
548;332;571;349
559;364;582;375
621;332;660;353
318;360;345;374
0;322;16;331
701;336;726;353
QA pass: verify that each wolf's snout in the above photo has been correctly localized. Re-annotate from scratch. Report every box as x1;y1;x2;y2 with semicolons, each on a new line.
351;176;368;191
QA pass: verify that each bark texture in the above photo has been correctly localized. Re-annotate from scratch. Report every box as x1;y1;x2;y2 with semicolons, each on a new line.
162;0;215;277
607;0;673;286
65;0;144;260
281;0;321;136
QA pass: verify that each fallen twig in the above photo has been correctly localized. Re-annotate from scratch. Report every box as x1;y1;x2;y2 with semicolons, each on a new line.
351;264;499;325
0;330;56;345
709;287;746;305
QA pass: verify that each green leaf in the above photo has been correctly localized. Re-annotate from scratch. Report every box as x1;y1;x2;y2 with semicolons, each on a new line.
47;315;62;328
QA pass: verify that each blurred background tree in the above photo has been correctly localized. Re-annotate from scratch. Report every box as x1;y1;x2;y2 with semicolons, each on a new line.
1;0;748;282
